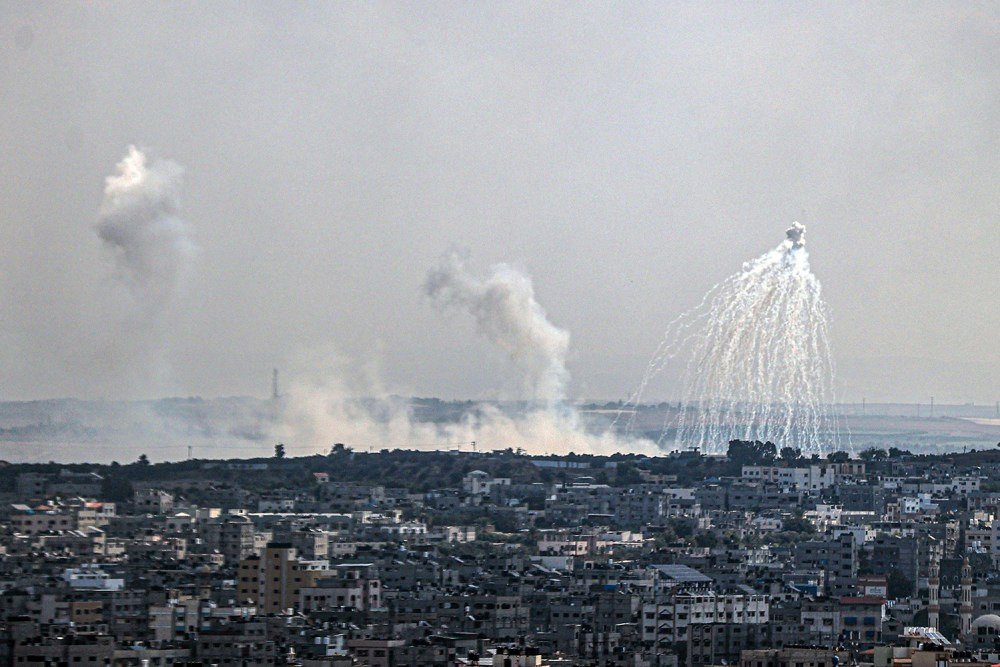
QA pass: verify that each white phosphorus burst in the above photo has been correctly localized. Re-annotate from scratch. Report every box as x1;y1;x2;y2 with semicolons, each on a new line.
625;223;847;456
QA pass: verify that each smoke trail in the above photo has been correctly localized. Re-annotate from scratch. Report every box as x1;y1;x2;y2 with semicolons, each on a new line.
96;145;196;316
621;222;847;456
424;250;570;404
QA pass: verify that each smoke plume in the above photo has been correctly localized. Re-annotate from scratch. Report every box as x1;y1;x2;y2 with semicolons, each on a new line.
785;221;806;248
96;145;196;316
424;251;570;403
274;258;655;458
275;346;659;458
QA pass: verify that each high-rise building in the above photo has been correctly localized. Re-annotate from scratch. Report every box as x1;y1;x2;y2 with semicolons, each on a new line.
238;542;325;615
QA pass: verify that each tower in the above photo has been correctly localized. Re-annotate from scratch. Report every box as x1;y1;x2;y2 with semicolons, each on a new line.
928;552;941;630
961;556;973;639
272;368;279;400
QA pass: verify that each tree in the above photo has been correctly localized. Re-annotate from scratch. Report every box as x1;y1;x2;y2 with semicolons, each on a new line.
614;462;643;486
274;443;286;459
137;454;150;466
826;451;850;463
100;475;134;502
760;441;777;462
727;440;778;465
780;447;802;462
668;518;695;538
653;524;678;544
782;511;816;534
887;568;913;598
859;447;888;462
693;532;718;549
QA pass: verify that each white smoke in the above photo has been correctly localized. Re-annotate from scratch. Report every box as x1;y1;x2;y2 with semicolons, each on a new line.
622;222;846;456
92;145;197;392
272;253;658;457
424;250;570;404
275;346;659;457
96;145;196;316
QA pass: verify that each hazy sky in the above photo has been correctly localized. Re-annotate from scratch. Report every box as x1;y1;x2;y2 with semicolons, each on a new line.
2;2;998;405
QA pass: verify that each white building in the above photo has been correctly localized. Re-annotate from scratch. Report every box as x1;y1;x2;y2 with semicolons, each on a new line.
741;465;835;491
462;470;511;497
641;592;769;645
63;565;124;591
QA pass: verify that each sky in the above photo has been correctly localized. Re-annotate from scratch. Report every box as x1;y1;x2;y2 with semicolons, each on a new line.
1;1;998;406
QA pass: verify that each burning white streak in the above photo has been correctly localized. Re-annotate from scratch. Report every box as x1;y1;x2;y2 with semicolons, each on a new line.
96;145;196;316
622;222;847;456
424;251;569;404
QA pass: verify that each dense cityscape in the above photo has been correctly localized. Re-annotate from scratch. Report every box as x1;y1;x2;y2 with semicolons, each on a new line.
5;3;999;667
3;442;1000;665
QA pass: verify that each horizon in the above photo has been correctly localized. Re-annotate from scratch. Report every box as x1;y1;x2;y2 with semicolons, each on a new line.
0;394;996;465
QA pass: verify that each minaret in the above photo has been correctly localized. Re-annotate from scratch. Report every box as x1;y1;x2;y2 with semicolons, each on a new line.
961;556;973;639
928;552;941;630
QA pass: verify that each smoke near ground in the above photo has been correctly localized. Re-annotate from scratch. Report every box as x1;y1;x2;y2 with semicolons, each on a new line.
1;393;997;463
276;257;652;457
424;250;570;404
274;346;660;458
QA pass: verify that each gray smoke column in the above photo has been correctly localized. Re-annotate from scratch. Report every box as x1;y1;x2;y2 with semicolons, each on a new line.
785;221;806;248
96;145;195;314
424;251;570;404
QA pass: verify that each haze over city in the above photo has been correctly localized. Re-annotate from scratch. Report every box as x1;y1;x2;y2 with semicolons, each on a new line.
9;9;1000;667
2;2;998;414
